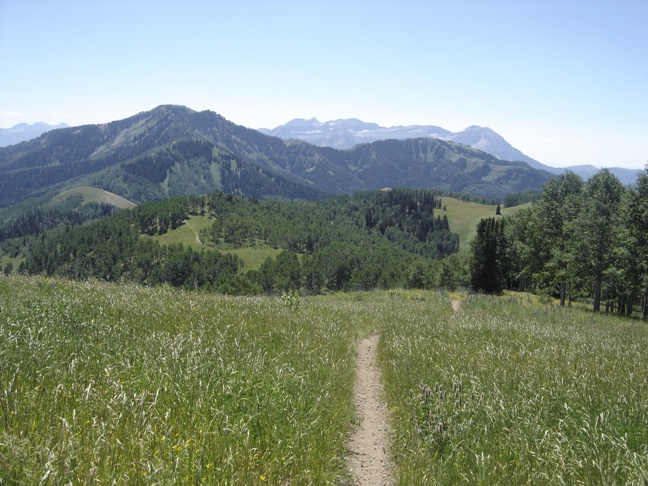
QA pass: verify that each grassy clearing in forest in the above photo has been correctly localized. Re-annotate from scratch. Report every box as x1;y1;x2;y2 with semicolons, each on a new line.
152;215;282;270
1;277;646;484
379;292;648;484
443;197;529;250
154;215;214;250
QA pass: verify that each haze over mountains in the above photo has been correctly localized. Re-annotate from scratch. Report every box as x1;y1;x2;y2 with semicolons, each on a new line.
0;105;557;211
0;122;69;147
260;118;642;186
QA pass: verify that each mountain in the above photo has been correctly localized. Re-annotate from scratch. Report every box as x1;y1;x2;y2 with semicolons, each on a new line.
259;119;538;161
260;118;450;149
0;122;69;147
441;126;541;169
0;105;553;210
550;164;640;186
261;119;642;186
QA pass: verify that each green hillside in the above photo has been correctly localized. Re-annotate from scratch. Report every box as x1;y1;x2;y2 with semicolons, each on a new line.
153;215;283;271
154;197;530;256
0;105;552;209
443;197;531;249
50;186;136;209
22;189;463;293
154;214;213;250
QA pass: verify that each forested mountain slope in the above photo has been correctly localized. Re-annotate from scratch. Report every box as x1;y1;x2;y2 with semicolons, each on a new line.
21;188;462;293
0;105;553;208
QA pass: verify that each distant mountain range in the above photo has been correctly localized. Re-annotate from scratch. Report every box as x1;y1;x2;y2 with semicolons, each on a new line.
0;105;555;211
0;122;69;147
260;118;641;186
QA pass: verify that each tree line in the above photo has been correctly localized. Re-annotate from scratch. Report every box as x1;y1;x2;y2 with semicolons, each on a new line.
470;168;648;318
19;188;466;294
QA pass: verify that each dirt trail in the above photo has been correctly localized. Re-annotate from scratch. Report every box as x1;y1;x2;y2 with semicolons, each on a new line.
185;221;202;245
347;334;393;485
451;299;461;314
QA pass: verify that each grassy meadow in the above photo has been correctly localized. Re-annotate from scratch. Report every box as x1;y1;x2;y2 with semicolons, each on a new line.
442;198;530;250
153;215;283;271
1;276;646;484
380;293;648;484
50;186;137;210
154;215;215;251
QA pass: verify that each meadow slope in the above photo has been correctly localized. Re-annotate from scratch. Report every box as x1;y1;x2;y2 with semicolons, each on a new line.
1;277;646;484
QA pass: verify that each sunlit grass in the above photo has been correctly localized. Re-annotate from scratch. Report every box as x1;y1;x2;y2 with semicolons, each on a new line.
443;197;530;250
2;277;646;483
224;247;284;271
153;216;280;270
0;276;359;484
50;186;136;209
154;215;214;250
379;292;648;484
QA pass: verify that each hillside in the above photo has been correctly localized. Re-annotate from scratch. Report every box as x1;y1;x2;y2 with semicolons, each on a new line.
50;186;136;209
20;189;465;293
0;105;553;209
156;195;528;256
263;117;643;185
0;185;134;245
260;119;542;167
442;198;530;250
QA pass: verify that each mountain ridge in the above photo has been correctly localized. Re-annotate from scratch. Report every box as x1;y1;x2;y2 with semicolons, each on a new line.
0;121;69;147
260;118;642;185
0;105;553;210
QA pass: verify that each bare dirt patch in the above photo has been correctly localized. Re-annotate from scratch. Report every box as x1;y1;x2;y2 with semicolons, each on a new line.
347;334;393;485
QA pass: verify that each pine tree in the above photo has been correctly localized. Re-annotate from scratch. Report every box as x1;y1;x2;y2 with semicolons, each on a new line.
470;217;507;294
572;169;625;311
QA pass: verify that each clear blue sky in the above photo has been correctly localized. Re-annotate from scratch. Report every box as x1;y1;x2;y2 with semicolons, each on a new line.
1;0;646;169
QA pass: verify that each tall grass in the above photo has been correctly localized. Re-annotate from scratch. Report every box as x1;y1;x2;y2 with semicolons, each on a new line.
380;293;648;484
0;276;358;484
2;277;647;483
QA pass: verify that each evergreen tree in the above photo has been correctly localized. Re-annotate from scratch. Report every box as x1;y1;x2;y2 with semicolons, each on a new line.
572;170;625;311
623;168;648;318
536;172;584;305
470;218;507;294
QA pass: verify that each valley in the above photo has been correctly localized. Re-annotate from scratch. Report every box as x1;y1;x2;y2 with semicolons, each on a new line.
0;104;647;484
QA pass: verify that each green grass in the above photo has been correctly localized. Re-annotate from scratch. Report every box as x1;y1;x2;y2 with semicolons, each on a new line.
1;277;646;484
0;254;23;274
379;292;648;484
443;197;530;249
155;215;283;270
50;186;136;209
0;276;362;484
154;215;214;251
224;247;284;271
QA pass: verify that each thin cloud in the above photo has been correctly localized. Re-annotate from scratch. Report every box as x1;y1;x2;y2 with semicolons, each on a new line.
0;111;26;117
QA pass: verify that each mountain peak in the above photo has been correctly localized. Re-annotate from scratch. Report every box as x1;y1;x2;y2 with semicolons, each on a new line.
0;121;70;147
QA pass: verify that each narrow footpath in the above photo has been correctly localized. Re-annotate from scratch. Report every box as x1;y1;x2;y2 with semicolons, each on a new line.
185;220;202;245
347;334;393;485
